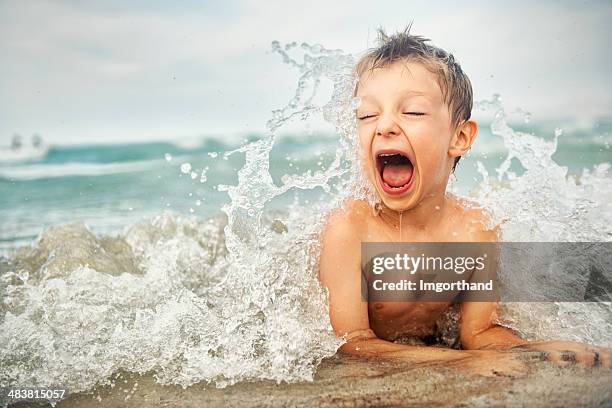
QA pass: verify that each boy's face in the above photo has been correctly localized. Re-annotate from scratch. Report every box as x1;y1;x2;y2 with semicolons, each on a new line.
355;60;471;211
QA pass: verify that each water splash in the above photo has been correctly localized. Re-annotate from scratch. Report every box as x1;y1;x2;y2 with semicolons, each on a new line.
0;40;367;396
472;94;612;346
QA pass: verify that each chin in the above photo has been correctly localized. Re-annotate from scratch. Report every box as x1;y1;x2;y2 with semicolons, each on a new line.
378;193;421;212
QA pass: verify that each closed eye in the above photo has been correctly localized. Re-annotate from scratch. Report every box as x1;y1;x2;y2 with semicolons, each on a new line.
357;114;377;120
404;112;425;116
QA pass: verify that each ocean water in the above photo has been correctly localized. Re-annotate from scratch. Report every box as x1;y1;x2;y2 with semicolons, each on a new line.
0;41;611;399
1;119;610;255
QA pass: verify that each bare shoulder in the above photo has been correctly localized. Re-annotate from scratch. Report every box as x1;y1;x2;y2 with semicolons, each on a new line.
450;195;500;242
318;199;370;282
320;199;370;243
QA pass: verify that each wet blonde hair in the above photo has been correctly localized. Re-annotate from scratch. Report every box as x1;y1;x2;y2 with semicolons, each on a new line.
353;23;473;170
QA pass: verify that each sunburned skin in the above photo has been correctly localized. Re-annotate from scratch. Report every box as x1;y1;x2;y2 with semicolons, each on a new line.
318;60;612;378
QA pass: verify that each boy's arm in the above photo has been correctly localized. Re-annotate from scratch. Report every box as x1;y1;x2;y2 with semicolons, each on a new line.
459;240;612;367
461;224;612;367
460;300;612;367
459;301;528;350
318;209;526;377
458;229;527;350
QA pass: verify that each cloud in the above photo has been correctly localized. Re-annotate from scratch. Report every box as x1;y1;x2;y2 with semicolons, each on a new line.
0;0;610;145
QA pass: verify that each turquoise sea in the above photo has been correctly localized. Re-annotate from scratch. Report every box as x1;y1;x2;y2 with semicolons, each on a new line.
1;118;611;256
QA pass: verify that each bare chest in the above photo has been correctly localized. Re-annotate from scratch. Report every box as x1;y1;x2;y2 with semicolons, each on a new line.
368;300;452;340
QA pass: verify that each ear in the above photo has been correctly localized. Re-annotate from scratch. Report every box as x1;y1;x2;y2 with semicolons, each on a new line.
448;119;478;159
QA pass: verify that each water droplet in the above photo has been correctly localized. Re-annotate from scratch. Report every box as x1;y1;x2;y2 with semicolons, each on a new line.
195;199;202;206
164;153;172;161
208;152;218;158
189;208;194;213
180;163;192;174
190;171;198;179
200;167;209;183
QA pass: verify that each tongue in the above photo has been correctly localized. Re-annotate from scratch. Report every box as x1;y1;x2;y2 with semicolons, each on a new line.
382;163;413;187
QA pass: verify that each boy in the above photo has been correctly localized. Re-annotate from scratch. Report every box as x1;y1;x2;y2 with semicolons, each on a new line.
318;26;611;377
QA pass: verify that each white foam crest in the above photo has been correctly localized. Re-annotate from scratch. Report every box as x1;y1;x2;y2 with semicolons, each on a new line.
0;145;49;163
0;159;162;181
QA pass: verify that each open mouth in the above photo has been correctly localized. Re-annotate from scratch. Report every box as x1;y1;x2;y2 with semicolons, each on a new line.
375;150;415;195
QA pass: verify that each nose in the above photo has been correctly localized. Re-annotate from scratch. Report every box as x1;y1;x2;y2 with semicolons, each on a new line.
375;112;402;138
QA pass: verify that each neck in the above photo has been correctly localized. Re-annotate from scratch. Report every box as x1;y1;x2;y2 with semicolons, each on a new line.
377;191;448;233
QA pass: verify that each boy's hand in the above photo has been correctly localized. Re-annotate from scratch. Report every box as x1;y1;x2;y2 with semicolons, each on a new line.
454;350;529;378
512;341;612;368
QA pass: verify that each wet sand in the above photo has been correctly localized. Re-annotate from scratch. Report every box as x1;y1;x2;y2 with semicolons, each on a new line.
40;354;611;408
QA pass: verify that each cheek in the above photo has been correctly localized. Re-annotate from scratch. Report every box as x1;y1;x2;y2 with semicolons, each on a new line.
410;124;451;175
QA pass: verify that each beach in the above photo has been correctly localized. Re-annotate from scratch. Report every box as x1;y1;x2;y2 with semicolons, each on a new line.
57;355;611;408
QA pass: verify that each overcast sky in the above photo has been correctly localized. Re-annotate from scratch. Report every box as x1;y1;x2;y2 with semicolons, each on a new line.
1;0;611;145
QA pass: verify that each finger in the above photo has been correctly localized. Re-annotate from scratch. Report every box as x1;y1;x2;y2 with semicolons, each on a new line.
518;351;548;362
573;350;600;367
545;350;575;367
599;350;612;368
561;351;576;363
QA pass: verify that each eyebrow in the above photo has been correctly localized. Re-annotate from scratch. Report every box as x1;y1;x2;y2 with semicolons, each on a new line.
358;90;432;103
